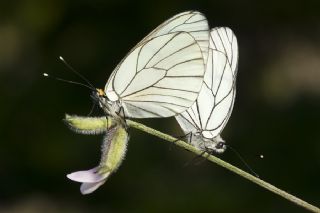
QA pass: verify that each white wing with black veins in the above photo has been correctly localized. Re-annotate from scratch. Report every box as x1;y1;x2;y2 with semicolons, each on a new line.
176;27;238;138
105;11;210;118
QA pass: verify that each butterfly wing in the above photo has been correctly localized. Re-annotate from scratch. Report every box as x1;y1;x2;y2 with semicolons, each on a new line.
105;11;210;118
139;11;210;62
176;27;238;138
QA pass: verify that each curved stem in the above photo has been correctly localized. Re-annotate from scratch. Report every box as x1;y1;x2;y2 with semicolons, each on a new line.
127;120;320;213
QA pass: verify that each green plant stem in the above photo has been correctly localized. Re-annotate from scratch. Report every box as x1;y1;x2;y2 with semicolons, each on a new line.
127;120;320;213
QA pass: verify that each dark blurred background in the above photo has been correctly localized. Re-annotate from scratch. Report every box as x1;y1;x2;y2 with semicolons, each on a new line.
1;0;320;212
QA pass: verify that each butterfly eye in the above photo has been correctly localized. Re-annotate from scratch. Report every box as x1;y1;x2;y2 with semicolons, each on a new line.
216;142;225;150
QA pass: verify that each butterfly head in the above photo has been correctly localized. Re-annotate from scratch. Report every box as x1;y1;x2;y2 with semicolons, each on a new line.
93;88;126;126
92;88;107;106
190;133;226;154
212;139;227;154
92;88;112;114
202;134;227;154
96;88;105;97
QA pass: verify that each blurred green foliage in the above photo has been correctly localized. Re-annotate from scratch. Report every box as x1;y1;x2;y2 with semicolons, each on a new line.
0;0;320;212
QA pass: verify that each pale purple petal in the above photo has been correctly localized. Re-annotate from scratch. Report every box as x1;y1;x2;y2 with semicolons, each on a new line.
67;167;106;183
80;179;107;195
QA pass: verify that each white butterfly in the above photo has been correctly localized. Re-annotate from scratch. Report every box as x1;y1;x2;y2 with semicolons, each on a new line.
175;27;238;153
94;11;210;120
66;11;211;194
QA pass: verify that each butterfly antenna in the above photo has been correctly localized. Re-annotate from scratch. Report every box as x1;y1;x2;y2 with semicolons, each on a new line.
59;56;95;90
227;145;260;178
43;73;94;90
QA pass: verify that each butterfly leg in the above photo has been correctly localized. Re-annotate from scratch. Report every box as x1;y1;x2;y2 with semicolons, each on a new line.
118;106;128;129
183;150;207;167
169;132;192;151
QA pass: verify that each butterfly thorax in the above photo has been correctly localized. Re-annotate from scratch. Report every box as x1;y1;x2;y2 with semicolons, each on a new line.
190;132;227;154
